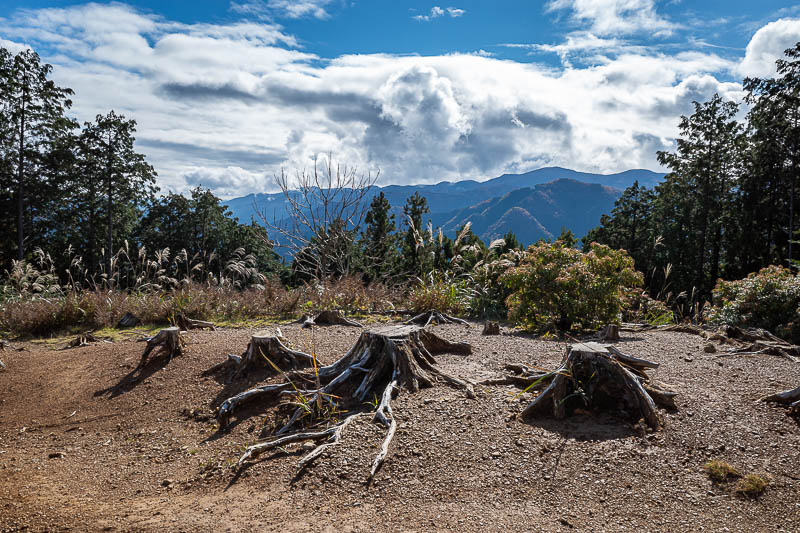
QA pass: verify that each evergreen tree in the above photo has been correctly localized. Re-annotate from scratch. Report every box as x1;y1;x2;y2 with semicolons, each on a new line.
361;192;396;280
78;111;157;279
401;192;431;277
0;48;76;262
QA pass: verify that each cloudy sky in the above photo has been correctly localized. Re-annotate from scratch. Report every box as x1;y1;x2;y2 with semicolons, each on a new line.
1;1;799;197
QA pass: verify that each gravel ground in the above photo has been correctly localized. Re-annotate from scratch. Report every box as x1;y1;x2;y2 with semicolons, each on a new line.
1;319;799;532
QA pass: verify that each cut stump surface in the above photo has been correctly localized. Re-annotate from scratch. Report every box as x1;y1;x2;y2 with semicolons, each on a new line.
502;342;675;429
139;327;184;368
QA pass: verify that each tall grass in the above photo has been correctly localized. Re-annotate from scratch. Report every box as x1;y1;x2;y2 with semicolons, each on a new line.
0;245;401;337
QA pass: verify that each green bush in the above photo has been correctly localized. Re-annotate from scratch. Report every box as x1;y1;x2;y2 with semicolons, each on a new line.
708;265;800;343
500;242;642;332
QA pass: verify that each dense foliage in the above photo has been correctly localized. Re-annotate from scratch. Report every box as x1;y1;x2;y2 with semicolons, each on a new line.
708;266;800;343
501;242;642;332
586;43;800;316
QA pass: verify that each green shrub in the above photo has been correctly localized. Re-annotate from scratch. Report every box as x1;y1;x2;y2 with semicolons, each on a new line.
708;265;800;343
500;242;642;332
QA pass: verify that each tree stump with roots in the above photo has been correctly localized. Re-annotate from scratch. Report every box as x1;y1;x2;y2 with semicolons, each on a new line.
301;310;363;328
482;322;500;335
234;333;315;378
138;327;185;368
406;310;468;327
218;324;473;480
761;385;800;415
495;342;676;430
597;324;620;342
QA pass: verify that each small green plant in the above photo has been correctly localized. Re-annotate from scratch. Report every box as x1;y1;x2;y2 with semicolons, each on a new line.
408;270;473;315
703;460;741;482
735;474;768;497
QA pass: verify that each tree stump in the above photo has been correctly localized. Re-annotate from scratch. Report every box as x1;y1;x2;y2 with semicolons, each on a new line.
761;385;800;415
406;310;468;327
177;314;216;331
482;321;500;335
138;327;184;367
234;333;315;379
117;312;139;328
301;310;363;328
501;342;675;429
222;324;473;479
598;324;620;342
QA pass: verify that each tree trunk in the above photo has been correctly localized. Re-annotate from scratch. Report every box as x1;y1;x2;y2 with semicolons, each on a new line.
16;84;26;261
106;138;113;281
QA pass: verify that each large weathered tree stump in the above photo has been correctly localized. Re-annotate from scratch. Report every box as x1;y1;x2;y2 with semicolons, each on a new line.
406;310;468;327
177;314;216;331
501;342;675;429
138;327;184;367
301;310;363;328
234;333;315;378
761;385;800;415
221;324;473;479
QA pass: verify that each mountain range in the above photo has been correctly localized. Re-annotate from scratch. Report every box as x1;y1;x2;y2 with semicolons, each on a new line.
224;166;664;248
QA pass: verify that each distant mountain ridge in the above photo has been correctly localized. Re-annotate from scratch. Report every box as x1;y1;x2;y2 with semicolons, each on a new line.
224;167;664;248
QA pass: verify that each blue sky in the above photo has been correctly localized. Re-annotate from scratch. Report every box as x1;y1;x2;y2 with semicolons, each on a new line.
1;1;799;197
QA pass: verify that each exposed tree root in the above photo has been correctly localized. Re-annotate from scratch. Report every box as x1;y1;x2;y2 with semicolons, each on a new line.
301;310;363;328
63;332;102;350
138;327;185;368
176;314;216;331
406;310;468;327
761;385;800;415
223;324;473;479
495;342;675;429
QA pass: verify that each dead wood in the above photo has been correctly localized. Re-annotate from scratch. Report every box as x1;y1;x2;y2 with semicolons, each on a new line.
406;310;469;327
496;342;674;429
717;327;800;362
482;322;500;335
301;310;363;328
222;324;473;479
0;358;5;372
760;385;800;415
176;314;215;331
233;333;315;379
138;327;184;368
63;332;102;350
117;312;139;328
598;324;620;342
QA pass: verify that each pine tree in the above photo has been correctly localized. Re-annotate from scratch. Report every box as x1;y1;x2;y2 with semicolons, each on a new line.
401;192;431;277
361;192;396;280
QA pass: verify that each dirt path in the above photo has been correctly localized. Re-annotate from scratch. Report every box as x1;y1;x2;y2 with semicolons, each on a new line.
1;322;799;531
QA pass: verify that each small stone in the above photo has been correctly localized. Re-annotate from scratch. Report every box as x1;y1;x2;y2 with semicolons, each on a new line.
161;479;174;487
48;451;66;459
684;356;694;362
703;343;716;353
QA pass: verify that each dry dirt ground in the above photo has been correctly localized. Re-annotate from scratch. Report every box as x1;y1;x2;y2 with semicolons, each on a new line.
1;320;799;532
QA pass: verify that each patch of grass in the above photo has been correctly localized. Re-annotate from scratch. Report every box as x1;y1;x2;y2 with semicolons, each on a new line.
703;460;741;482
736;474;768;498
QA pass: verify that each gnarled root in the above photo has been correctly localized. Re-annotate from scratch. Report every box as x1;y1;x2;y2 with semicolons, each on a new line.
500;342;674;430
139;327;185;367
301;310;363;328
761;385;800;415
406;310;468;327
177;314;216;331
232;325;473;478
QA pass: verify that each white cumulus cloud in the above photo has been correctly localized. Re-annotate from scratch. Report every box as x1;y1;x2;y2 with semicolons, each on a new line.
738;18;800;78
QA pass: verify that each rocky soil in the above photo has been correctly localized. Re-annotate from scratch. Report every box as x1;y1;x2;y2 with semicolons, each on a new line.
1;320;799;532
